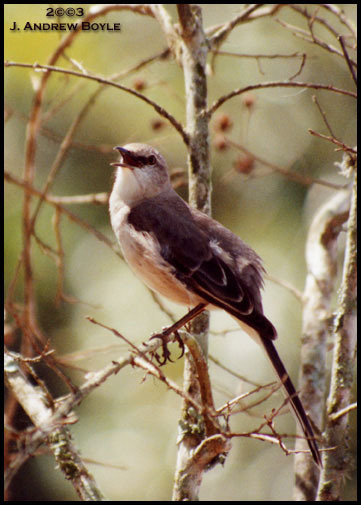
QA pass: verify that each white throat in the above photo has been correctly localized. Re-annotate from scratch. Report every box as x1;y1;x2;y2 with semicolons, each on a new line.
111;167;144;207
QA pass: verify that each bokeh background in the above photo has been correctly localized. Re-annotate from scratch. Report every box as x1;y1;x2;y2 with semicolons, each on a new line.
5;4;357;501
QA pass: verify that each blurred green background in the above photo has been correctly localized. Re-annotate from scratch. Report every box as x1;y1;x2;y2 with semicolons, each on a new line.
4;4;356;501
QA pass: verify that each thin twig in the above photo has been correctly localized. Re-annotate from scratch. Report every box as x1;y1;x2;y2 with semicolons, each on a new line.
308;129;357;154
312;95;338;139
4;171;117;251
338;35;357;86
4;61;189;145
225;138;345;190
207;80;356;116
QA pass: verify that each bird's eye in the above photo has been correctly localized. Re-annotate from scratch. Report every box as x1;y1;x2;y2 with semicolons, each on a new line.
148;155;156;165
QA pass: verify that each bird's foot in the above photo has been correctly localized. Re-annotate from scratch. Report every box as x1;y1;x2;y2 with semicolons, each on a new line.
150;329;185;366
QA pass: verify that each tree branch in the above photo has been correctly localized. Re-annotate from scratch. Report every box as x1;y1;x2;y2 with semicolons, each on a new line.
293;187;351;500
317;168;357;501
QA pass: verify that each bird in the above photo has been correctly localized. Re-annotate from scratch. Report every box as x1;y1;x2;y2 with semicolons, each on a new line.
109;142;322;466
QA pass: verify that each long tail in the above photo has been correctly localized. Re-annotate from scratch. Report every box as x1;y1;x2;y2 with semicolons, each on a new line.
261;337;322;466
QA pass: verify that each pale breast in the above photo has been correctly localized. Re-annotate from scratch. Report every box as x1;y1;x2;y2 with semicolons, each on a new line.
118;223;203;307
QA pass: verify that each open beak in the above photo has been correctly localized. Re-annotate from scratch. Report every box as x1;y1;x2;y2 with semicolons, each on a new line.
110;146;137;170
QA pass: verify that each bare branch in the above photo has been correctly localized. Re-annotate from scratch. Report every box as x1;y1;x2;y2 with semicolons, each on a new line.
4;61;189;145
308;129;357;154
208;81;356;116
294;187;351;500
207;4;268;48
171;6;214;500
4;171;116;251
210;50;308;80
338;35;357;86
224;138;345;190
317;168;357;501
4;350;106;500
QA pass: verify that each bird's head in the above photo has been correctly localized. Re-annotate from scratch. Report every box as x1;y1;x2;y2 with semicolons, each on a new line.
111;143;171;205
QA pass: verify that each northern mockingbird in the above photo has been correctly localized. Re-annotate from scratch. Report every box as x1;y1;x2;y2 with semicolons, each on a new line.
109;142;321;466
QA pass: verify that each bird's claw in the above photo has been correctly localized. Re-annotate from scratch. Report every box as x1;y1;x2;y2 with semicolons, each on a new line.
150;329;185;366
